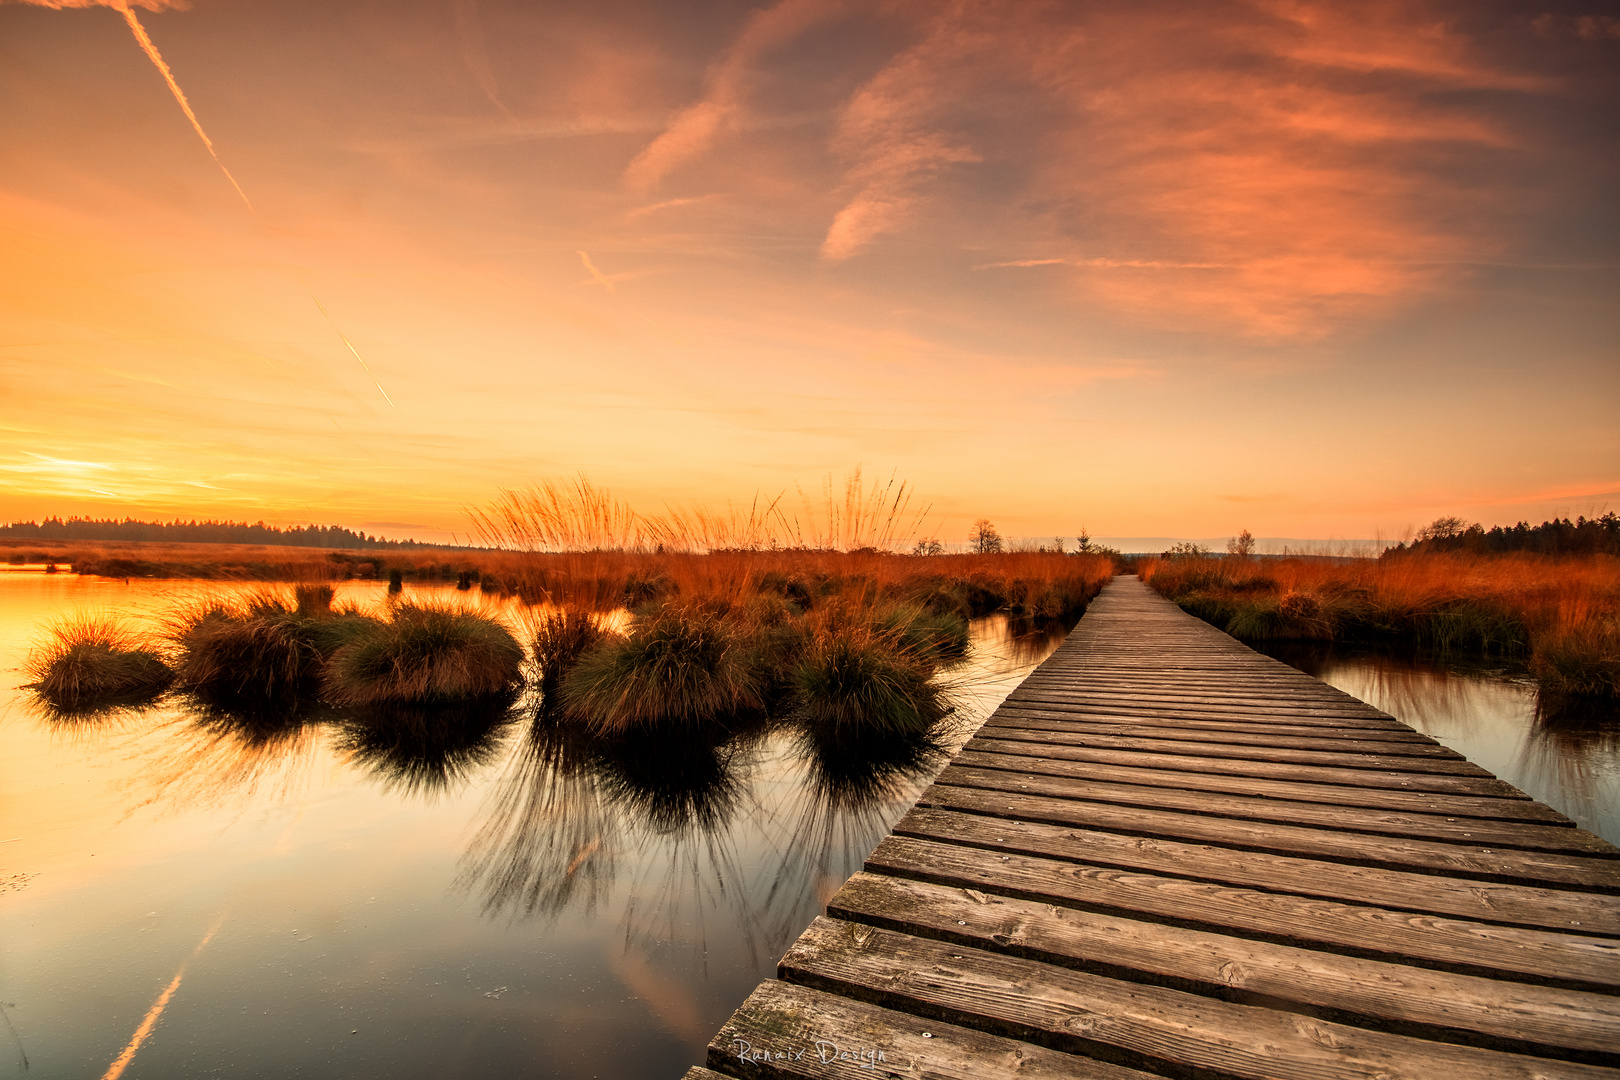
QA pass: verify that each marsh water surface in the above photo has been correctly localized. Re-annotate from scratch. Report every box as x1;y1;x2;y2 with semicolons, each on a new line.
1253;640;1620;845
0;574;1061;1080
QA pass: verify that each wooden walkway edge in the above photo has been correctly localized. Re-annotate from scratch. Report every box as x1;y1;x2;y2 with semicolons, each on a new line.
686;575;1620;1079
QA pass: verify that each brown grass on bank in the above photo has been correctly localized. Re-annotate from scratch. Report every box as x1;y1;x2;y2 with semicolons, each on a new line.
11;537;529;584
1140;552;1620;697
481;548;1114;613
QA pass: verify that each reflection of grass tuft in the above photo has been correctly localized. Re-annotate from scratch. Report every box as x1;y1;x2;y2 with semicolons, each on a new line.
795;722;953;812
334;697;518;797
24;616;172;711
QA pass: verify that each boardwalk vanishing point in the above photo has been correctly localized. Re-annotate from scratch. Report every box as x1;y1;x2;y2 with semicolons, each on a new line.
685;574;1620;1080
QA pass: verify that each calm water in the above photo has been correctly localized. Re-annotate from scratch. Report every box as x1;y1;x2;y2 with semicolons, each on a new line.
0;574;1063;1080
1251;640;1620;846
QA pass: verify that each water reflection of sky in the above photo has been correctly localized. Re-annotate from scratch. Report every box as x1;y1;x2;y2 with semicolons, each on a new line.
0;575;1064;1079
1252;641;1620;847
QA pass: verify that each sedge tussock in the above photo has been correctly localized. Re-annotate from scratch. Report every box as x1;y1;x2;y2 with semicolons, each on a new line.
24;615;172;711
323;602;524;707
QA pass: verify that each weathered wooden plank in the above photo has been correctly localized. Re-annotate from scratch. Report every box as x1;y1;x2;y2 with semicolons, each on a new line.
1007;686;1395;717
891;808;1620;938
954;741;1572;823
981;718;1464;758
1001;698;1409;728
990;705;1441;742
919;783;1620;890
1010;682;1390;709
937;736;1532;797
680;1069;732;1080
827;873;1620;1059
867;834;1620;987
782;919;1620;1080
1013;676;1377;699
706;980;1154;1080
939;758;1614;855
956;728;1493;774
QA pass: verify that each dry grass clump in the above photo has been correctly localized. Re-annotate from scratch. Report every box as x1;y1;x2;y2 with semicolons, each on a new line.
24;616;172;710
791;624;947;737
510;533;1111;735
168;585;378;709
1142;552;1620;697
559;602;765;733
323;601;525;707
550;591;968;737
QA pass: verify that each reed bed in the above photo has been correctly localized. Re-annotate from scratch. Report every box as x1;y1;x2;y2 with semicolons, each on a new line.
1141;552;1620;697
529;551;1112;734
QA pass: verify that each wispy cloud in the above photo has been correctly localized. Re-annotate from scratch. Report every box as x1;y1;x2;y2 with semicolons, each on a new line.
451;0;513;119
975;257;1228;271
622;0;846;193
576;250;617;293
820;6;988;259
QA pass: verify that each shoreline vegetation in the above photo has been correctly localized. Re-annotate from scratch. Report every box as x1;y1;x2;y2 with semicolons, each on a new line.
22;478;1116;752
20;484;1617;731
1141;548;1620;700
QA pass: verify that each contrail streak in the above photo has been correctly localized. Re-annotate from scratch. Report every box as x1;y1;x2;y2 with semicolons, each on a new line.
311;294;396;408
100;912;226;1080
32;0;397;407
106;0;253;210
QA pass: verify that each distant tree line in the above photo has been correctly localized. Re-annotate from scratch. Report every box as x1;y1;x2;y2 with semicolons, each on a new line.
1385;513;1620;558
0;516;445;550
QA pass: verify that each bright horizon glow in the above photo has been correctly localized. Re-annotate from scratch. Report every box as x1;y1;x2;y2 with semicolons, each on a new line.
1;1;1616;544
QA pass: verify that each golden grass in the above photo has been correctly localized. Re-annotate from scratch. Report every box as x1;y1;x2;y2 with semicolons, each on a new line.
472;469;931;554
1141;552;1620;696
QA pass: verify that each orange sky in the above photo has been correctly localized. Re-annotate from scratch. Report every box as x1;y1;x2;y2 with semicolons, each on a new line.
1;0;1616;544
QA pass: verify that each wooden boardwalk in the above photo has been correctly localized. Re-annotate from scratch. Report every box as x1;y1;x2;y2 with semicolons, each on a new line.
685;575;1620;1080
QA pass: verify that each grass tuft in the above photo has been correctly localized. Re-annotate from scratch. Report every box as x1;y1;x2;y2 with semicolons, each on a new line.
792;623;949;737
559;602;764;733
324;601;525;707
530;608;615;702
168;590;378;710
24;616;172;710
